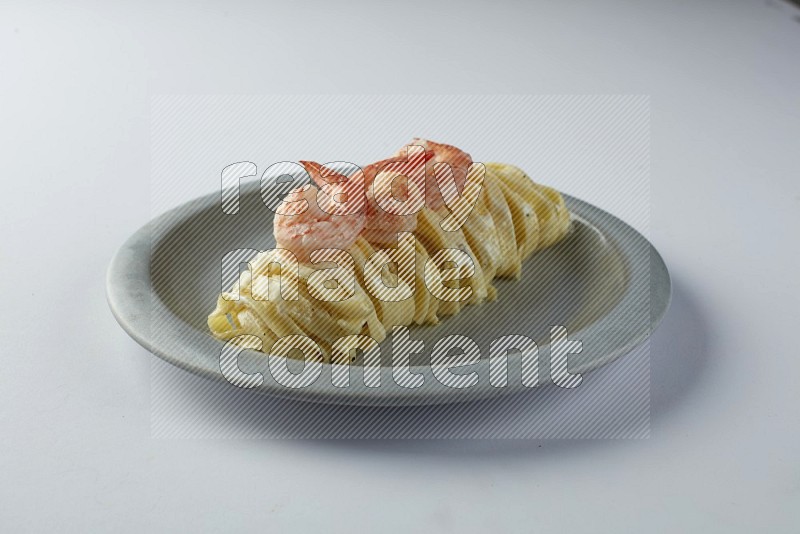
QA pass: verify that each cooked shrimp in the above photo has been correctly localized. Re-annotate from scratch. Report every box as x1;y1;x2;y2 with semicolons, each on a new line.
300;154;427;245
273;183;366;262
361;148;429;244
394;138;473;210
299;161;366;217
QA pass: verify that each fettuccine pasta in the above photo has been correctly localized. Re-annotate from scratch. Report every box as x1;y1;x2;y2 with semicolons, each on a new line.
208;152;570;362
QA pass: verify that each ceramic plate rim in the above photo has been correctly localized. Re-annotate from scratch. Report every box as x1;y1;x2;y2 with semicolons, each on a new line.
107;187;670;406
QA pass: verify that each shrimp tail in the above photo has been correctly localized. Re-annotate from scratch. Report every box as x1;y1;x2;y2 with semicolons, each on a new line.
299;160;344;188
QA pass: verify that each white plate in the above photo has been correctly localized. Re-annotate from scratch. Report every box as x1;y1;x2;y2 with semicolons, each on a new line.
107;182;670;406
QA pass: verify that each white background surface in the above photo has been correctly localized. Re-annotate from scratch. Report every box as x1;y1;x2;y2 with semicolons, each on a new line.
2;1;799;532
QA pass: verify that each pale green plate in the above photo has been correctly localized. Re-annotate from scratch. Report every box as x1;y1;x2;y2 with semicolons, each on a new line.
107;182;670;406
